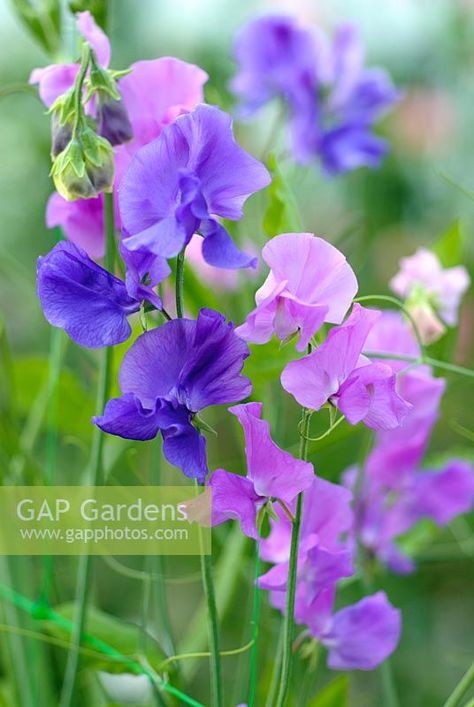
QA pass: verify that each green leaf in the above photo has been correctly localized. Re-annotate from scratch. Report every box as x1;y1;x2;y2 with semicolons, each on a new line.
11;357;94;439
432;219;464;267
9;0;61;55
308;675;349;707
263;154;301;237
43;603;166;674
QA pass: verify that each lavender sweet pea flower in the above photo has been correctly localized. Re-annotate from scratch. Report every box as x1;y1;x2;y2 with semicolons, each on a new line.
318;592;401;670
231;16;399;173
36;241;163;347
94;309;252;481
208;402;314;538
236;233;358;351
281;305;411;430
390;247;470;343
119;104;270;270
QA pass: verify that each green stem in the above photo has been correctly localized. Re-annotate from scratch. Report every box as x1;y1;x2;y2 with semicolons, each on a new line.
248;540;261;707
176;249;186;318
39;326;63;608
275;405;311;707
200;551;223;707
71;43;92;137
443;661;474;707
59;193;115;707
354;294;425;354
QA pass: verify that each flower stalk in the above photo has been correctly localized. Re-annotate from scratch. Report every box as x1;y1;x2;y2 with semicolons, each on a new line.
59;192;115;707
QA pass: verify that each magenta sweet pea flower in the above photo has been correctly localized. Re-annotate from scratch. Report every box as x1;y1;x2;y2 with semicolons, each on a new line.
236;233;358;351
94;309;252;481
363;310;445;487
281;305;411;430
119;104;270;270
318;592;401;670
208;402;314;539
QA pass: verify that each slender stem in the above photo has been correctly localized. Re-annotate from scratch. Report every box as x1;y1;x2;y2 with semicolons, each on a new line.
59;193;115;707
176;249;186;318
275;405;311;707
72;43;92;137
265;630;283;707
149;440;179;668
354;294;425;354
200;550;223;707
39;326;63;608
443;661;474;707
248;536;261;707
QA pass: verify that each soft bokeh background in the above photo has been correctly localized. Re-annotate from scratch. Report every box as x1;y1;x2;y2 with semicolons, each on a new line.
1;1;473;705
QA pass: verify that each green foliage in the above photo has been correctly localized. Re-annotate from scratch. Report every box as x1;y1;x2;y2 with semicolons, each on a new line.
43;603;166;673
308;675;349;707
263;154;302;237
433;219;464;268
11;357;94;439
9;0;61;56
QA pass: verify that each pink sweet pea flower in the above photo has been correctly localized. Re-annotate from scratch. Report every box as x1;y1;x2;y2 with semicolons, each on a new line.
29;12;111;107
390;247;470;343
236;233;358;351
281;304;411;430
207;402;314;539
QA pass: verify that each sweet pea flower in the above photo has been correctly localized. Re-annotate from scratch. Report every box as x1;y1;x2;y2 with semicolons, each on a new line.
348;460;474;574
281;305;411;430
208;402;314;539
390;248;470;343
33;11;208;261
94;309;251;481
119;104;270;270
363;311;445;487
37;241;163;347
318;592;401;670
236;233;358;351
259;477;354;628
29;12;110;108
231;16;399;173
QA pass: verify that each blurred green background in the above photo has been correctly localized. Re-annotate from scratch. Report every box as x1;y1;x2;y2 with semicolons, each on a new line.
1;0;474;705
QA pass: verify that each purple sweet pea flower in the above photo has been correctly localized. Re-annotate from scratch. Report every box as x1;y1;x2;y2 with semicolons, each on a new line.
34;11;208;264
119;104;270;270
236;233;358;351
281;305;411;430
94;309;252;481
36;241;163;347
231;16;399;173
318;592;401;670
208;402;314;538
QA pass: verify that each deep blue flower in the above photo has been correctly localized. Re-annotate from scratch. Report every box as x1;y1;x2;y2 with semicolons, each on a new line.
37;241;166;348
93;308;252;481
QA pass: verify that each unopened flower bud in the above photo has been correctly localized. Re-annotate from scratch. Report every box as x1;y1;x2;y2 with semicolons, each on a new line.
51;113;73;158
51;129;114;201
409;302;446;345
96;95;133;146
